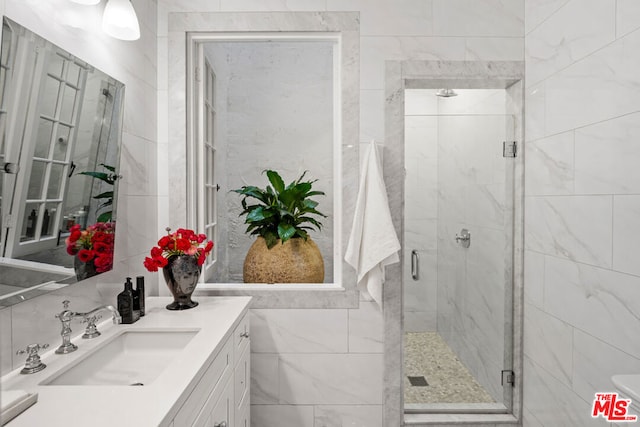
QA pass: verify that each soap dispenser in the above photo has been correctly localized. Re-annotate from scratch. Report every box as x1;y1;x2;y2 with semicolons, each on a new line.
117;277;138;324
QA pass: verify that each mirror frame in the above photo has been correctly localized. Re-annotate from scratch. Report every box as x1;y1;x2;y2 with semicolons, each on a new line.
164;12;360;308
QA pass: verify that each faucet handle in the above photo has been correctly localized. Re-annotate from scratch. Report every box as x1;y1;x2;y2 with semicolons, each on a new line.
16;343;49;374
62;300;70;309
82;315;102;339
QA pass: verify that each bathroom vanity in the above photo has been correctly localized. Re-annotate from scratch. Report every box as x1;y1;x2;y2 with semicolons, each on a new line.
1;296;251;427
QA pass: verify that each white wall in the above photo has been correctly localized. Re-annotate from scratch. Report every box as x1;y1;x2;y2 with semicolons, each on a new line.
523;0;640;425
0;0;157;376
159;2;523;425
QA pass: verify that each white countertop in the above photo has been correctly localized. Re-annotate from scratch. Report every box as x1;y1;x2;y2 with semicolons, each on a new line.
1;296;251;427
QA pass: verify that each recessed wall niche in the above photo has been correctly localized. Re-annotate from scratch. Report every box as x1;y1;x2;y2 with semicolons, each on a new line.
162;12;360;308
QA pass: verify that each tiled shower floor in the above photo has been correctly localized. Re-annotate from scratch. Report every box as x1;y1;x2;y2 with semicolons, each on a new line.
404;332;495;404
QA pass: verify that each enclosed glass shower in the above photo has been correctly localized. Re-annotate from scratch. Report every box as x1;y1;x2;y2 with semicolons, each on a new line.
403;88;515;412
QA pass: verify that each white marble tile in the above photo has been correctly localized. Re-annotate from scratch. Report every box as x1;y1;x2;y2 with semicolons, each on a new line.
523;303;573;386
219;0;323;12
465;37;524;61
432;0;524;37
523;356;605;427
327;0;433;36
118;134;157;197
348;302;384;353
251;404;314;427
0;307;13;376
524;195;613;268
617;0;640;38
314;405;383;427
525;131;574;196
250;309;348;353
251;353;279;404
360;36;466;90
117;195;159;257
572;329;640;404
574;112;640;195
404;89;438;115
544;256;640;358
525;0;616;86
404;310;437;333
360;90;385;143
524;82;545;138
545;29;640;136
278;354;383;404
613;196;640;277
522;406;546;427
465;183;506;230
524;0;570;34
524;250;545;308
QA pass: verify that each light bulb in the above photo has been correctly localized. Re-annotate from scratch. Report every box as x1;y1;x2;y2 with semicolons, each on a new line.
102;0;140;41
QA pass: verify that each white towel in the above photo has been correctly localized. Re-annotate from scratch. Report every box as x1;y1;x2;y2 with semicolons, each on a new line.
345;141;401;309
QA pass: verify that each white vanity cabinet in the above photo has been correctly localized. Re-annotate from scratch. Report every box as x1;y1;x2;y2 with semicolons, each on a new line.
2;297;252;427
170;312;250;427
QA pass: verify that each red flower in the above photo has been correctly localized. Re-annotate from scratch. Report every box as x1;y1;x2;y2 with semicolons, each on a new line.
93;241;111;254
143;257;159;272
68;230;82;243
143;227;213;273
175;238;191;252
77;249;95;263
66;244;78;256
150;246;163;257
94;253;113;273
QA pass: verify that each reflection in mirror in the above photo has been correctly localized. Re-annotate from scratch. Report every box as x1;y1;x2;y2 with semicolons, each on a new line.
193;36;336;283
0;18;125;307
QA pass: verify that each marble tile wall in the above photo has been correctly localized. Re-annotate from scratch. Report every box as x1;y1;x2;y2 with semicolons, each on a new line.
158;2;523;425
523;0;640;425
0;0;158;376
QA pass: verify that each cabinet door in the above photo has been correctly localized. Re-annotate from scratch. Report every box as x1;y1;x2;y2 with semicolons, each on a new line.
234;343;250;416
236;404;250;427
205;377;234;427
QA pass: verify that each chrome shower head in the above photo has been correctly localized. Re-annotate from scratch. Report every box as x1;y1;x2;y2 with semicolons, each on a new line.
435;88;458;98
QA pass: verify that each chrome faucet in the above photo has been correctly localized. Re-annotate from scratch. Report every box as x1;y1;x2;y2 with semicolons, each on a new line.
54;300;82;354
54;301;122;354
76;305;122;339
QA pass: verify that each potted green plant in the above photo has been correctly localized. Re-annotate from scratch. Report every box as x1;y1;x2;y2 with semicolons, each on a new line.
232;170;327;283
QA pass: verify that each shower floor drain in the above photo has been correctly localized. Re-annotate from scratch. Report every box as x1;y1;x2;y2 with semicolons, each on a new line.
408;376;429;387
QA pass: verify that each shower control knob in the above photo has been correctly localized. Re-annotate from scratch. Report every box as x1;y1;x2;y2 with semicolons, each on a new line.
455;228;471;248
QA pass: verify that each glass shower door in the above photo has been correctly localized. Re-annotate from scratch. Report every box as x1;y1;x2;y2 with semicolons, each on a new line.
404;88;515;413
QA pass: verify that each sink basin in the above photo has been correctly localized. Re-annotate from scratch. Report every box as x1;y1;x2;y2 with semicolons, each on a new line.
42;329;199;386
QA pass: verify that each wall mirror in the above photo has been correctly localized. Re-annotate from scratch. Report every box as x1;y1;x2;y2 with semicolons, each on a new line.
190;34;338;283
0;17;125;307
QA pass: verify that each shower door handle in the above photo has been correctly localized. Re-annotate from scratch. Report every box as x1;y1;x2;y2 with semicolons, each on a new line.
411;250;419;281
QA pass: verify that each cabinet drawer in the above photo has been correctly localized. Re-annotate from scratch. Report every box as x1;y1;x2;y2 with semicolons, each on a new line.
232;313;250;365
173;338;233;427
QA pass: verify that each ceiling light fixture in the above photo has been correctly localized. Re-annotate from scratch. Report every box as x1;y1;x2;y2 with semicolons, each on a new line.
102;0;140;41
